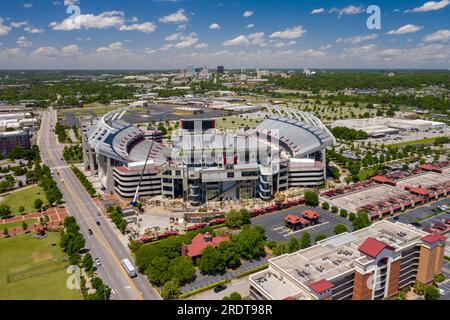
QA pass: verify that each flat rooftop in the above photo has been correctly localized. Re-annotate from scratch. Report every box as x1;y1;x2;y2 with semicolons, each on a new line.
327;185;410;213
396;172;450;189
268;220;427;289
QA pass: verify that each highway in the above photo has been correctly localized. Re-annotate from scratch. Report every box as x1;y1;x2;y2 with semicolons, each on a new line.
38;107;161;300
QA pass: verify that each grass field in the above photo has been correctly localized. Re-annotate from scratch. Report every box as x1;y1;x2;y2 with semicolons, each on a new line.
1;185;49;215
217;116;263;130
387;137;438;148
1;219;37;231
0;232;83;300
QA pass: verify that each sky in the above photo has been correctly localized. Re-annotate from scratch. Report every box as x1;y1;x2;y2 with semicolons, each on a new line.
0;0;449;69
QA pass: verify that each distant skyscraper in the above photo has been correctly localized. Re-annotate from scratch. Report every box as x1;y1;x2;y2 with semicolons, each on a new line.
217;66;224;74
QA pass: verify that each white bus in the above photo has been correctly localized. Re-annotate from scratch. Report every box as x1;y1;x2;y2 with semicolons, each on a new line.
121;259;137;278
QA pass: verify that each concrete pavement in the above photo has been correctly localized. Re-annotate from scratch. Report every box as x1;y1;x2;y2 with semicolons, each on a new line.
38;108;161;300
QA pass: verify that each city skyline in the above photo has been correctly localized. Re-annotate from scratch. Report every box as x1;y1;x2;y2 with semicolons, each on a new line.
0;0;449;69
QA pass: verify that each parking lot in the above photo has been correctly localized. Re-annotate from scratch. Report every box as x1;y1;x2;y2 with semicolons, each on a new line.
388;198;450;227
251;205;353;243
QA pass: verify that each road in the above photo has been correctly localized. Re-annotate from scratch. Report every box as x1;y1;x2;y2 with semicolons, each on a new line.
38;107;160;300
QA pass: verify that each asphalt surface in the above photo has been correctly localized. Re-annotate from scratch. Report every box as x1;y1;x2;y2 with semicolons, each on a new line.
251;205;353;243
38;107;161;300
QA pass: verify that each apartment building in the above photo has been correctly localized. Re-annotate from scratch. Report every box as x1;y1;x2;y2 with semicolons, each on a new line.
249;220;446;300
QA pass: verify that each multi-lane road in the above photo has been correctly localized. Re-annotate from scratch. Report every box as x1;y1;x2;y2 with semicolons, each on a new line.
38;107;160;300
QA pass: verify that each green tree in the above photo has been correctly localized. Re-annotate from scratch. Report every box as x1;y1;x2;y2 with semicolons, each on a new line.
225;209;243;229
352;211;372;230
240;209;251;225
304;191;319;206
146;256;171;286
22;221;28;232
334;224;348;235
82;253;94;272
288;237;301;253
3;227;8;237
322;202;330;210
424;285;440;300
340;209;348;218
300;232;311;249
34;198;43;210
18;206;25;214
273;242;289;256
331;206;339;214
162;279;180;300
228;292;242;300
433;274;445;283
197;246;227;275
169;256;196;285
315;234;327;242
0;203;12;218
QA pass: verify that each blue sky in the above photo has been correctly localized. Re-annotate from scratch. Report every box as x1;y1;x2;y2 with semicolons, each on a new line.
0;0;449;69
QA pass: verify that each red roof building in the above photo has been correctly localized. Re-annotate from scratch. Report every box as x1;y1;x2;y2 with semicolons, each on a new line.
419;164;442;173
309;279;335;294
285;214;302;224
358;237;394;258
185;233;230;258
371;175;395;185
409;187;431;196
303;210;320;220
421;234;447;244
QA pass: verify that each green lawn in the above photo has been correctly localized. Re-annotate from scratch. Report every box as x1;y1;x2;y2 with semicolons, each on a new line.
387;137;439;148
1;219;38;231
359;167;378;181
1;185;49;215
0;232;83;300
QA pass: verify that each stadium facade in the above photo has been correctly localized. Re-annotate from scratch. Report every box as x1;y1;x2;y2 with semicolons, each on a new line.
82;107;335;206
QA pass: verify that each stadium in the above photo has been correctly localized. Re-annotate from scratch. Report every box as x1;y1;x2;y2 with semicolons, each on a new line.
82;106;335;206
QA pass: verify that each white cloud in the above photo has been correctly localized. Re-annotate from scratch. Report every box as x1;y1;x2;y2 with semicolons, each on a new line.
159;9;189;24
49;11;125;30
329;5;364;16
223;35;249;46
269;26;306;39
175;32;199;48
209;23;221;30
243;11;253;17
11;21;28;28
195;43;208;49
311;8;324;14
30;46;59;59
287;41;296;46
62;44;80;56
24;3;33;9
159;43;173;51
165;33;182;41
337;34;378;44
423;29;450;42
387;24;423;35
97;42;123;53
407;0;450;12
64;0;79;5
246;24;254;29
248;32;266;46
119;22;157;33
24;26;45;34
17;36;32;47
0;19;12;36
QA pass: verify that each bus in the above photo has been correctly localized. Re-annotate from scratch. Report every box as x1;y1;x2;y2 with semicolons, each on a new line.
121;259;137;278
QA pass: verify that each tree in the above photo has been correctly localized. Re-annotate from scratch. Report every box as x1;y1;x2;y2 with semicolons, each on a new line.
348;212;356;221
232;226;266;260
352;211;372;230
162;280;180;300
433;274;445;283
197;246;227;275
340;209;348;219
218;241;240;269
304;191;319;206
300;232;311;249
331;206;339;214
334;224;348;235
273;242;289;256
227;292;242;300
225;210;243;229
413;281;426;295
288;237;300;253
34;198;44;210
315;234;327;242
82;253;94;272
146;256;172;287
322;202;330;210
240;209;251;225
0;203;12;218
3;227;8;237
22;221;28;232
18;206;25;214
424;285;440;300
169;256;196;285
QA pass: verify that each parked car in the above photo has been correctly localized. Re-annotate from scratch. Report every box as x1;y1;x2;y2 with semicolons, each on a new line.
88;229;93;235
393;216;399;221
95;258;102;267
214;284;227;293
96;221;101;226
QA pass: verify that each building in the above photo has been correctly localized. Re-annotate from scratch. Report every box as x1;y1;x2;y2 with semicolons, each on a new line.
0;130;31;157
217;66;225;74
82;107;335;205
181;232;230;258
249;220;447;300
